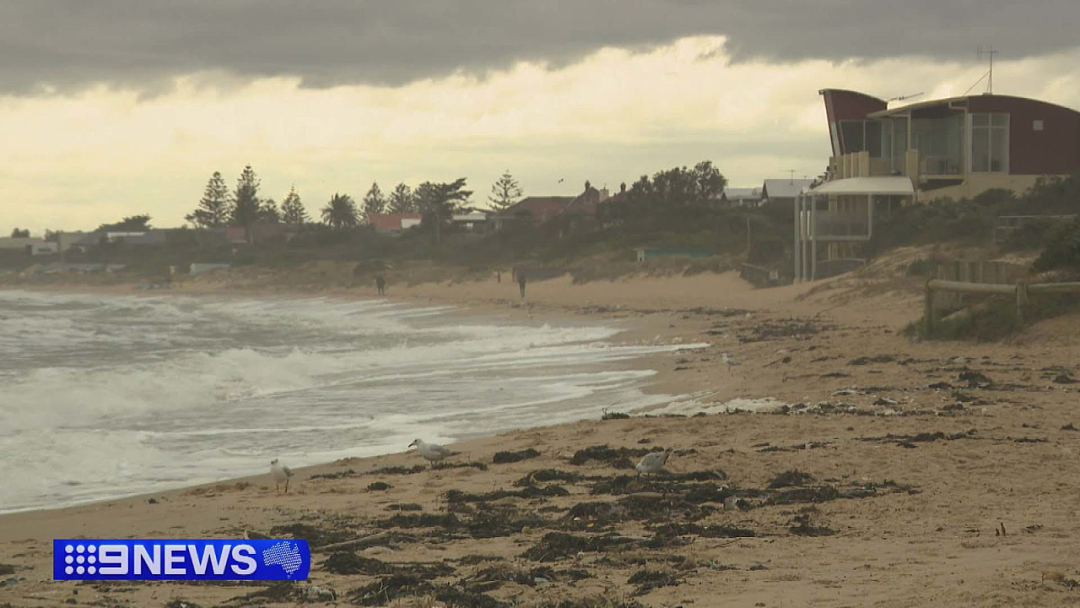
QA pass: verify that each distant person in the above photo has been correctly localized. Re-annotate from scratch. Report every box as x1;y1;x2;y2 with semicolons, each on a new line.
517;270;527;298
496;270;501;283
376;274;386;296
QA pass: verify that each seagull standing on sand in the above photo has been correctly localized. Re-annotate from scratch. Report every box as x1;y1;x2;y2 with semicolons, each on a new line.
270;459;294;494
721;353;741;374
409;439;455;466
635;449;673;477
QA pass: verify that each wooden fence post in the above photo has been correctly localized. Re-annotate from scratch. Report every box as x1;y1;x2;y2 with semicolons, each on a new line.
924;280;936;337
1016;279;1029;324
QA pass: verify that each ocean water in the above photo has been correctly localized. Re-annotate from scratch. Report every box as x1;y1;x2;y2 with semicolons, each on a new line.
0;289;696;514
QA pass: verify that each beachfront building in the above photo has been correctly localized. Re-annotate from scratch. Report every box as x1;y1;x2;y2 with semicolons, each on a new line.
762;179;815;207
367;213;423;234
795;89;1080;281
720;187;763;207
492;182;610;231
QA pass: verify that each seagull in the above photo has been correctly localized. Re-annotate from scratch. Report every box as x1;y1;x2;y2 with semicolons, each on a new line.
635;449;673;477
721;353;741;374
270;459;294;494
409;439;455;466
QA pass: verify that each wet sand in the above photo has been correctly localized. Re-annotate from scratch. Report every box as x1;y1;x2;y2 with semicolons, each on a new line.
3;260;1080;607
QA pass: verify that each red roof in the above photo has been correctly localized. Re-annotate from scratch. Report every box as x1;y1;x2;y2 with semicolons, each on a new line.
502;197;574;223
368;213;422;233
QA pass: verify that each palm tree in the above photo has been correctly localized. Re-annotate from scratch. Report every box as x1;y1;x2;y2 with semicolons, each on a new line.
321;193;359;229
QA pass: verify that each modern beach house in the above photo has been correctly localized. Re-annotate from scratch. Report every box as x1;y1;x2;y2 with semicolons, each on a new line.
795;89;1080;281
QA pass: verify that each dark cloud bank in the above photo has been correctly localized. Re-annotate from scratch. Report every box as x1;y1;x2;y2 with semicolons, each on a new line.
2;0;1078;94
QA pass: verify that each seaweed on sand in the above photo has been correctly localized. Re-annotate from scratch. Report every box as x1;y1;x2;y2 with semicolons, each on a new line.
627;569;682;596
492;448;541;464
521;532;639;562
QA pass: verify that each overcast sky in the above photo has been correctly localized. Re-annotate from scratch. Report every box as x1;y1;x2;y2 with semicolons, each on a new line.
4;0;1080;232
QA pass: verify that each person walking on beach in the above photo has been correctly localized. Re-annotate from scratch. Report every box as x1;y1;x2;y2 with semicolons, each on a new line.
376;274;387;296
517;269;527;299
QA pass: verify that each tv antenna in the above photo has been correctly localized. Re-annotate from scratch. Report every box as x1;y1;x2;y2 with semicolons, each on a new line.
787;169;796;184
977;45;998;94
887;92;924;104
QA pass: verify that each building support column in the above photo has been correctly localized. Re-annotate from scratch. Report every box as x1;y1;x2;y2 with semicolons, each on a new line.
794;194;802;282
810;195;817;281
867;194;874;239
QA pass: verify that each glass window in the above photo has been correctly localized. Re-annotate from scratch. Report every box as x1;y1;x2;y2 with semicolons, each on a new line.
971;113;1009;173
840;121;864;153
971;128;990;172
865;122;883;158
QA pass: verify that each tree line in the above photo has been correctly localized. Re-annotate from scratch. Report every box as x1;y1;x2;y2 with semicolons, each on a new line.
185;166;524;242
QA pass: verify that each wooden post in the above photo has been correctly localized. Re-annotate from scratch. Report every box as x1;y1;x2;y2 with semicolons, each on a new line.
1016;279;1029;324
924;280;936;337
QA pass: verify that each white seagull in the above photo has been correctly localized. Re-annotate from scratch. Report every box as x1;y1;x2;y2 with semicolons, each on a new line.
270;458;294;494
721;353;741;374
409;439;455;466
635;449;673;477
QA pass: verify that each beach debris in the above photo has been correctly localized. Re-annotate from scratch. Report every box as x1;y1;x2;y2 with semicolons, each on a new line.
957;371;993;388
857;429;977;448
738;317;832;343
627;569;682;596
367;481;392;491
515;469;586;487
269;523;357;549
522;532;639;562
492;448;541;464
1062;423;1079;431
322;553;454;578
409;439;456;465
347;575;504;608
309;468;360;480
848;355;896;366
387;503;423;511
226;581;298;604
0;564;15;576
270;458;294;494
647;522;755;541
634;449;673;477
789;512;836;537
302;584;337;601
767;470;815;489
570;445;658;468
601;408;632;420
445;485;569;503
164;600;201;608
317;531;394;552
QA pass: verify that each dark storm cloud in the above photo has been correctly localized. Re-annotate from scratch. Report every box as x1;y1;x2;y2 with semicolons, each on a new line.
2;0;1078;94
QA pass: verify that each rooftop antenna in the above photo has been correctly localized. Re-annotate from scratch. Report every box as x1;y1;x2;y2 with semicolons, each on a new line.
977;45;998;94
787;169;795;184
886;92;924;104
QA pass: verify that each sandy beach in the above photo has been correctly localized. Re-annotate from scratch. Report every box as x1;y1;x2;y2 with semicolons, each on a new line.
3;259;1080;607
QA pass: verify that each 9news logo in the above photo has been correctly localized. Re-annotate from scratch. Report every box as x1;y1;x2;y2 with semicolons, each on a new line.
54;539;309;581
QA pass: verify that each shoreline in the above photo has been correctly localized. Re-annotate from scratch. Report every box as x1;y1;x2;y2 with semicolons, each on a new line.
0;279;709;517
5;268;1080;606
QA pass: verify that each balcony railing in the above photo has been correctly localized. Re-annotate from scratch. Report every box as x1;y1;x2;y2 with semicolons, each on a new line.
920;155;962;176
813;211;869;239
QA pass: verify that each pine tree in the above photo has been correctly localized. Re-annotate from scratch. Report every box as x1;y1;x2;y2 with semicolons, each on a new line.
230;165;262;240
261;198;280;223
185;171;231;228
417;178;471;244
280;186;309;227
488;170;523;211
362;182;387;217
388;183;416;213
